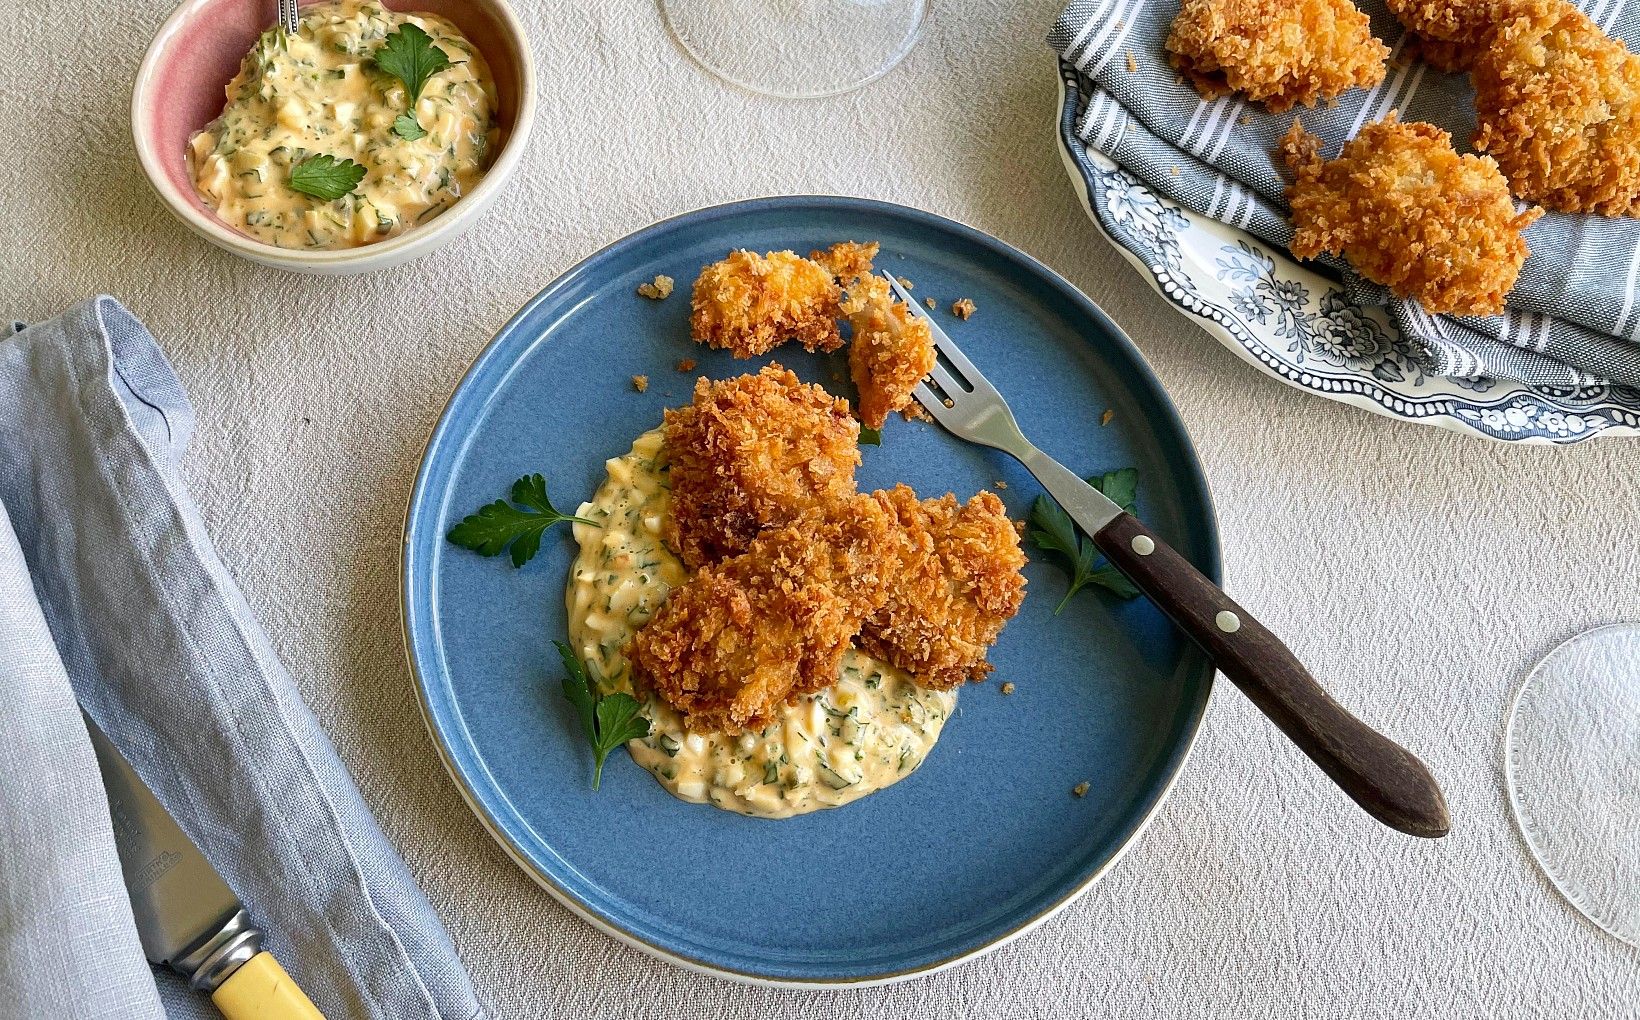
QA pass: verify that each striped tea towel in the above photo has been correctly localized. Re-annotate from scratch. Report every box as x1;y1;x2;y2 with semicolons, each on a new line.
1051;0;1640;389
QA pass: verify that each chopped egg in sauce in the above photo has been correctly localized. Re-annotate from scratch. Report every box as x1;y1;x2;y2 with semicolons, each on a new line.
565;428;956;819
187;0;497;250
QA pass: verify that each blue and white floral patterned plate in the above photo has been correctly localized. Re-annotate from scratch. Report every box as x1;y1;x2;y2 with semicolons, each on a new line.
1055;62;1640;444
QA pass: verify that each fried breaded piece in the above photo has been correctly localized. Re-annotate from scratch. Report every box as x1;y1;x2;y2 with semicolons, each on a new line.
1166;0;1389;112
629;494;898;733
840;273;937;430
812;240;879;287
1472;1;1640;217
1280;115;1541;315
1389;0;1536;72
857;486;1027;690
663;366;860;568
690;249;844;356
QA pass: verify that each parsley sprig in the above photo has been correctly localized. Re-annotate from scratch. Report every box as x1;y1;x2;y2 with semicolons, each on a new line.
446;474;595;567
376;23;452;100
391;113;427;141
556;642;650;790
1029;468;1142;614
376;23;452;140
288;154;366;201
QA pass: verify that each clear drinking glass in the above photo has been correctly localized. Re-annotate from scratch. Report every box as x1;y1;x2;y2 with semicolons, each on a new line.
659;0;928;99
1505;624;1640;946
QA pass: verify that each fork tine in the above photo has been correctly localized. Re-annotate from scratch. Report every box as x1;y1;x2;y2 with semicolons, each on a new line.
927;359;965;398
882;272;918;308
912;381;951;421
881;272;992;392
929;330;985;390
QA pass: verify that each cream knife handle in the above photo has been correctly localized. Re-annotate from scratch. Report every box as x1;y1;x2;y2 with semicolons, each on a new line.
211;952;326;1020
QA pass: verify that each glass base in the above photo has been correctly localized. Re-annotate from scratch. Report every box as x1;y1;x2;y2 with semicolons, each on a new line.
1505;624;1640;946
659;0;927;99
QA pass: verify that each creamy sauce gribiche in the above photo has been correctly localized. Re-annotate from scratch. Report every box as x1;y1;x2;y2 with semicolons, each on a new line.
188;0;496;250
565;428;956;819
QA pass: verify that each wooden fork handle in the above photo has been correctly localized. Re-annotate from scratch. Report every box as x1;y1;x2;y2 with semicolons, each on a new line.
1093;512;1451;838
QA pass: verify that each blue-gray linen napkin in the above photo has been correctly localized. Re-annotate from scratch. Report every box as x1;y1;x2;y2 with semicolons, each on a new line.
0;297;484;1020
1052;0;1640;389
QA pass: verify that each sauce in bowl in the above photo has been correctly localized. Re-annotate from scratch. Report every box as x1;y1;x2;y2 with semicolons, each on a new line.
187;0;497;250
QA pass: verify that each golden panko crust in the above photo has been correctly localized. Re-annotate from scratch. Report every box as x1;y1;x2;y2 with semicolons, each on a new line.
1472;1;1640;217
629;494;899;734
1280;115;1541;315
841;273;936;430
1166;0;1390;112
1388;0;1539;72
857;486;1028;690
689;249;844;356
812;240;880;287
662;365;860;568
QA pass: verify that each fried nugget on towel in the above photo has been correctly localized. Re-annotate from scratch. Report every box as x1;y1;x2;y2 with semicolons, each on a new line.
1280;115;1541;315
1167;0;1390;112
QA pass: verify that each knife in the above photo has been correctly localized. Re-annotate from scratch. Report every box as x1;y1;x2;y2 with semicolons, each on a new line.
85;716;326;1020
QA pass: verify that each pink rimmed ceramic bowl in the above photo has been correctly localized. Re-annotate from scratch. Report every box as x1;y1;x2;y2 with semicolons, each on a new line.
132;0;535;274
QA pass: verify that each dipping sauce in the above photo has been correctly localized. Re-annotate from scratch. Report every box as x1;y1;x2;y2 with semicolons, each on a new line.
566;428;956;819
187;0;497;250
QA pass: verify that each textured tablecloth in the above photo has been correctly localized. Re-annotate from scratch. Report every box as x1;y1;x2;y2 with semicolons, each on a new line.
3;1;1636;1016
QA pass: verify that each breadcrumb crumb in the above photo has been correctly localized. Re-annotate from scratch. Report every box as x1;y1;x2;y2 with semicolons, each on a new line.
1126;51;1138;73
676;358;696;373
637;275;674;300
994;480;1008;489
632;375;649;392
1101;409;1115;426
1073;781;1090;797
924;296;937;309
952;298;977;320
1001;681;1016;695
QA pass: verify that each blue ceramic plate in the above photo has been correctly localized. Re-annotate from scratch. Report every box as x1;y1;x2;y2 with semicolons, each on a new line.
402;197;1220;986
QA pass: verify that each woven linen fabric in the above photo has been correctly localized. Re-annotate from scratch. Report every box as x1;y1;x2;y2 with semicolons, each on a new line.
6;0;1640;1015
1050;0;1640;389
0;502;167;1020
0;298;485;1020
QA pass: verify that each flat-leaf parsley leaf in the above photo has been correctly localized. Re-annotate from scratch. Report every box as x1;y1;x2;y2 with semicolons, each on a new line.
391;113;427;140
288;154;366;201
375;23;452;103
556;641;650;790
1029;468;1142;614
446;474;595;567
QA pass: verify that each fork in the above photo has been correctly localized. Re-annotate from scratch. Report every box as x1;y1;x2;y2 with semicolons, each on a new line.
277;0;299;35
889;275;1450;839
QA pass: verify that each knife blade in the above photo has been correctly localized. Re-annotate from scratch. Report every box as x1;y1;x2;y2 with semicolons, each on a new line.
85;715;326;1019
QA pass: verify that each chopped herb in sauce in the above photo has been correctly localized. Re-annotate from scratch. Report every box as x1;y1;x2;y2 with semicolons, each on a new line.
186;1;496;250
564;429;957;818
